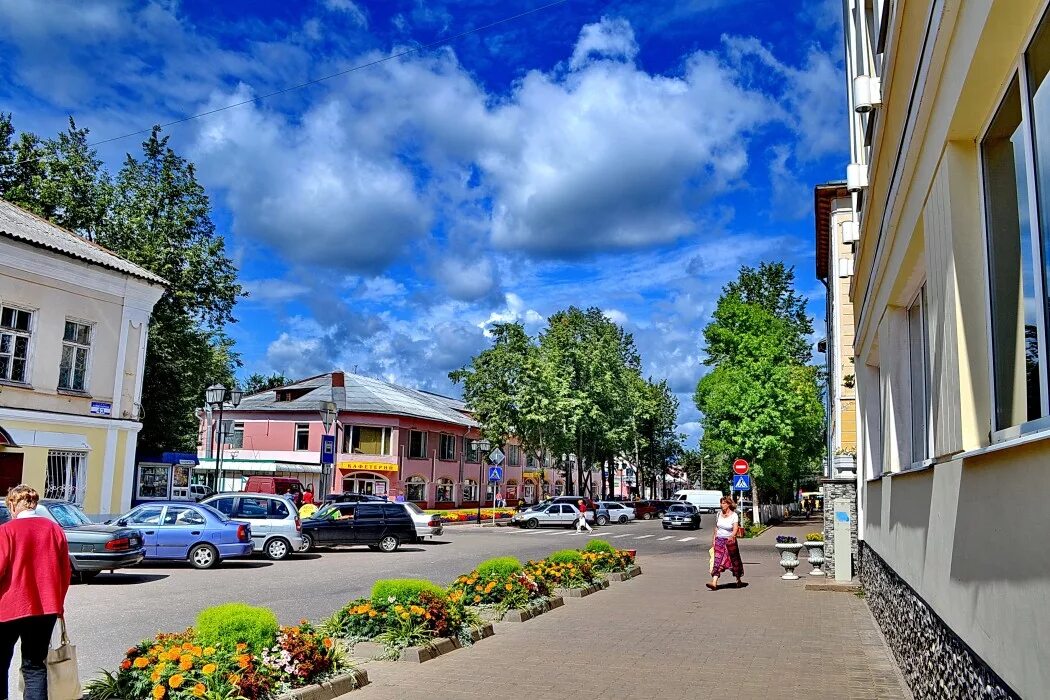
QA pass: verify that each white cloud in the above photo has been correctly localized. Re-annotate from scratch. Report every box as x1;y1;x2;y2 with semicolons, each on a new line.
323;0;368;27
570;16;638;69
604;308;629;325
768;145;812;220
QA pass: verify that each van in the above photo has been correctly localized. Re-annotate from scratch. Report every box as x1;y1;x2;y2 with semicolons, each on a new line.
243;476;306;506
673;489;723;514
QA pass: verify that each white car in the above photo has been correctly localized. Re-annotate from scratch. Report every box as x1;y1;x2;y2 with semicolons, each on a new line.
202;493;304;560
600;501;636;524
511;503;593;529
400;501;444;542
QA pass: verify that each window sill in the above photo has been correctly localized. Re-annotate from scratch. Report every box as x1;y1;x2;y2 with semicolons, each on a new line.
0;379;33;390
957;427;1050;461
57;388;92;398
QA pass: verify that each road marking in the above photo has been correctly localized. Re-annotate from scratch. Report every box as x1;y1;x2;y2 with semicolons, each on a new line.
612;534;631;538
588;532;604;537
678;537;696;542
634;535;654;540
658;536;674;540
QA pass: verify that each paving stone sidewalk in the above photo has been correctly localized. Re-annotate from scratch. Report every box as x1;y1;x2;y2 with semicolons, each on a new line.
338;520;910;700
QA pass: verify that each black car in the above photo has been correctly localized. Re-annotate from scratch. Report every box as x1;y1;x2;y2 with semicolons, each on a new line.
301;502;415;552
662;503;701;530
323;492;388;504
0;500;146;581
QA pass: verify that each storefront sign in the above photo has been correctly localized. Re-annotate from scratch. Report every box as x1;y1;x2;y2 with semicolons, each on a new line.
338;460;399;473
522;471;541;479
375;482;387;495
90;401;112;416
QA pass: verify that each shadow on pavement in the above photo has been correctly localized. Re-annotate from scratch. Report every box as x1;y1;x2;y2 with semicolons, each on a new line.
83;573;169;585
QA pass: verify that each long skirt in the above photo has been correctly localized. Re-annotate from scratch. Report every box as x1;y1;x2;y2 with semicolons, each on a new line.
711;536;744;578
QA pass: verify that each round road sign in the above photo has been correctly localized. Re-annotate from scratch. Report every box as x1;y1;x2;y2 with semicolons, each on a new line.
732;458;749;476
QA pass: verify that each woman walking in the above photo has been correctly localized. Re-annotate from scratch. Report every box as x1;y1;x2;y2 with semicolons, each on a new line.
0;485;72;700
708;496;744;590
575;500;593;533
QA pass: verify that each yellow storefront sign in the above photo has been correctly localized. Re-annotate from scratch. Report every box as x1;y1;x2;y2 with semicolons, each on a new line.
338;461;399;473
522;471;542;479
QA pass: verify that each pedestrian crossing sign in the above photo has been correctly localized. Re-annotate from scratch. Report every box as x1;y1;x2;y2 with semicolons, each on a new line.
732;474;751;491
488;466;504;482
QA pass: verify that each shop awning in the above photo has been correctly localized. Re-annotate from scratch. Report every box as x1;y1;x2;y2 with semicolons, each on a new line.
196;459;321;474
0;425;19;447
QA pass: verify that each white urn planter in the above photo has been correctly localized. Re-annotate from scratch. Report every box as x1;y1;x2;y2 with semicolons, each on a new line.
832;454;857;478
775;543;805;580
804;540;826;576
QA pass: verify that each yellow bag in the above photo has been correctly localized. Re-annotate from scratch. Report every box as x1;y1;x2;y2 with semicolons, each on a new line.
708;547;715;571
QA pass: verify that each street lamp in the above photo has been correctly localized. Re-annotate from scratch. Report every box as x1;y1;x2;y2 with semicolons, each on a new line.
206;383;242;492
319;401;338;496
471;438;491;524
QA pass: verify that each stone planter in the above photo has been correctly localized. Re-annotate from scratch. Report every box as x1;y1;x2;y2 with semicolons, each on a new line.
347;624;494;665
554;580;607;598
775;542;805;580
604;565;642;583
274;669;369;700
473;597;564;624
804;541;825;576
832;454;857;478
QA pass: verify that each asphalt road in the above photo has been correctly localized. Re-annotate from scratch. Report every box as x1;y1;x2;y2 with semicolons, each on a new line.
6;518;711;696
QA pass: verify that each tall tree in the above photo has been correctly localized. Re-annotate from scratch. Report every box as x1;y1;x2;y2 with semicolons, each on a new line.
242;372;291;395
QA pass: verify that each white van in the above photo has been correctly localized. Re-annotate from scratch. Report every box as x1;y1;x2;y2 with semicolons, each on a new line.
673;490;723;514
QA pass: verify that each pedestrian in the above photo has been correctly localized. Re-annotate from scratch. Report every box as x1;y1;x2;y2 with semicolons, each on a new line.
708;496;744;590
0;484;72;700
495;490;505;508
303;485;315;506
575;499;593;533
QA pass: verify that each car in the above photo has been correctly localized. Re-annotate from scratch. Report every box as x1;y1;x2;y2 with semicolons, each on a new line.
541;496;611;525
600;501;636;524
630;500;661;520
674;489;723;514
0;500;146;582
399;501;444;542
300;501;416;552
202;493;304;560
511;502;594;529
111;502;254;569
662;503;702;530
188;484;214;502
242;476;307;506
323;492;388;504
651;499;678;517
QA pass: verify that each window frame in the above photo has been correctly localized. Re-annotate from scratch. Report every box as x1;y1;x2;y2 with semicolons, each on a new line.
405;476;427;502
435;478;455;502
294;423;310;451
408;430;428;459
58;318;93;393
906;286;934;467
462;479;479;502
438;433;456;461
0;304;34;385
45;450;87;505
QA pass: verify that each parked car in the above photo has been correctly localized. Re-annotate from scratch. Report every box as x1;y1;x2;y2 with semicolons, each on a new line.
188;484;214;502
674;489;723;514
0;500;145;582
399;501;444;542
511;502;593;529
543;496;611;525
600;501;636;524
300;502;416;552
651;499;678;517
242;476;307;506
323;492;388;504
202;493;304;560
111;502;253;569
631;500;661;520
662;503;702;530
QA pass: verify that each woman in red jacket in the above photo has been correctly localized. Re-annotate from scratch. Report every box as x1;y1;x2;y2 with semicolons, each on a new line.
0;484;71;700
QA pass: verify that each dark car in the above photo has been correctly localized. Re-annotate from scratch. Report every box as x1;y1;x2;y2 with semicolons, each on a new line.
631;500;661;520
0;500;146;582
323;492;388;504
651;500;678;517
662;503;702;530
300;502;415;552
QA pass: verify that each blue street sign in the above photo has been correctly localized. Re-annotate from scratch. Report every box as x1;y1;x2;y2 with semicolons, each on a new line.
321;435;336;465
487;466;504;482
731;474;751;492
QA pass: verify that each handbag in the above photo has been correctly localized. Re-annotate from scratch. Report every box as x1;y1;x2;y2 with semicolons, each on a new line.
45;617;82;700
734;524;746;538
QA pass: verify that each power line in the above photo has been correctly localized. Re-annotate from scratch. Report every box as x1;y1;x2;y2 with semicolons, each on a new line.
79;0;572;151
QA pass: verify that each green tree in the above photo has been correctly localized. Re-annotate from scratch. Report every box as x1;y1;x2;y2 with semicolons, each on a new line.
242;372;291;395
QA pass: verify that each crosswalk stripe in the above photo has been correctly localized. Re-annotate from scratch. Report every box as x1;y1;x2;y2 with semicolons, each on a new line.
588;532;604;537
634;535;654;540
612;534;631;538
658;536;674;540
678;537;696;542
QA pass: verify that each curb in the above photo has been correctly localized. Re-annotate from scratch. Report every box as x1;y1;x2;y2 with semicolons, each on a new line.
554;581;607;598
348;623;496;665
274;669;369;699
605;565;643;583
480;596;565;623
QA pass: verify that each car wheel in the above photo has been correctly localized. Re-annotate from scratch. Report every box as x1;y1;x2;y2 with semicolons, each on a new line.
265;537;291;561
596;515;610;526
526;518;539;529
73;570;99;583
378;535;399;553
662;524;669;529
618;515;629;524
189;544;219;570
300;533;314;552
642;512;652;520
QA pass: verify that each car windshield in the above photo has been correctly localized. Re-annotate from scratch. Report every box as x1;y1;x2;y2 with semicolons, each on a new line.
668;505;691;513
45;503;92;528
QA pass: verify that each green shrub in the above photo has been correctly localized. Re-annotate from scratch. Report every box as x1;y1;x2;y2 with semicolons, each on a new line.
477;556;522;578
547;549;584;565
195;603;279;653
371;578;444;603
584;539;614;554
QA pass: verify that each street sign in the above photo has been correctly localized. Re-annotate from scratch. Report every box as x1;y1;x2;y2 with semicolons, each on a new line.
489;447;506;465
320;435;336;465
732;458;749;476
487;466;504;482
731;474;751;491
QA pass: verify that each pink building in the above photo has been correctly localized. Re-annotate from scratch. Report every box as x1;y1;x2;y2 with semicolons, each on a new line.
196;371;568;507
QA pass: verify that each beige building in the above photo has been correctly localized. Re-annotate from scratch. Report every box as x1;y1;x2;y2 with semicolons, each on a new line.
0;200;164;515
838;0;1050;697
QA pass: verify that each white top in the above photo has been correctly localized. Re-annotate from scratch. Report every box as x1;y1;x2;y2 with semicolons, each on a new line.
715;511;738;538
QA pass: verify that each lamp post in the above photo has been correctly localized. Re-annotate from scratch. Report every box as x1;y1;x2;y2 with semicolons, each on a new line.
206;383;242;492
319;401;338;497
471;438;490;524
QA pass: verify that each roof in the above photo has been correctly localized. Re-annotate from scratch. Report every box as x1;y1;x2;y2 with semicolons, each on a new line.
0;199;166;285
236;371;477;428
814;182;850;281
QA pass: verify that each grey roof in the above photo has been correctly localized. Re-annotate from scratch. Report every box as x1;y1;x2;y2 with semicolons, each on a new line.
237;372;476;428
0;200;166;285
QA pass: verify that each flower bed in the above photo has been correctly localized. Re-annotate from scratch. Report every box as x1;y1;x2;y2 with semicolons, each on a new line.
85;604;346;700
449;556;551;619
427;508;516;523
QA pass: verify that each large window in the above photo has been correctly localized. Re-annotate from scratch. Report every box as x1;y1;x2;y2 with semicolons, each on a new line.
908;288;932;464
463;479;479;502
46;450;87;505
439;434;456;461
295;423;310;451
408;430;428;459
436;478;454;502
346;426;392;455
507;445;521;466
405;476;427;502
58;320;92;391
229;422;245;449
463;438;479;463
0;306;32;384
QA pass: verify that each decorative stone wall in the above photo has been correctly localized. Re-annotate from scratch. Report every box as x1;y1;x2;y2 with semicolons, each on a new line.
821;477;857;578
860;545;1019;700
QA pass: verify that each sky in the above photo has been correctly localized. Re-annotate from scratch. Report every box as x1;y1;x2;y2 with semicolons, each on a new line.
0;0;847;446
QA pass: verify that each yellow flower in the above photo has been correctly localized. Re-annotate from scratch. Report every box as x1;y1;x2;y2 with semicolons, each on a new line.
236;643;248;653
400;612;410;620
202;663;217;675
192;683;206;697
169;674;185;689
368;610;377;618
203;647;215;656
228;673;241;685
179;658;193;671
409;606;425;616
133;657;151;669
473;595;482;603
151;670;162;684
505;584;514;591
182;643;194;652
152;685;166;699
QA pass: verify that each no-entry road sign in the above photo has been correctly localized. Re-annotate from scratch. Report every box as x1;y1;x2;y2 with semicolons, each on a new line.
732;458;749;476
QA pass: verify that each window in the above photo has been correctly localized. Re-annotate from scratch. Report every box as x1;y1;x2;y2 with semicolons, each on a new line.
0;306;32;383
526;454;535;468
58;320;91;391
409;431;428;459
164;506;206;526
439;434;456;461
295;423;310;451
270;499;289;518
436;478;454;501
237;497;270;518
555;481;565;497
908;288;932;464
463;438;479;463
463;479;479;502
127;505;164;525
405;476;427;502
137;464;170;499
210;497;236;516
356;504;383;520
45;450;86;505
48;503;90;528
523;481;535;501
347;426;393;455
507;445;520;466
229;423;245;449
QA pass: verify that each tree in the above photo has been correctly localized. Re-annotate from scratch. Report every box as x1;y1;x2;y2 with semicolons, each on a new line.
242;372;291;395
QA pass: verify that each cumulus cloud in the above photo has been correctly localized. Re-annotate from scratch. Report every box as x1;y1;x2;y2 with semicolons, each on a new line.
570;16;638;69
323;0;368;27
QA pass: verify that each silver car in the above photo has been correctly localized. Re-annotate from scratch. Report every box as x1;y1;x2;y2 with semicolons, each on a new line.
400;501;444;542
203;493;305;560
511;502;593;529
600;501;636;524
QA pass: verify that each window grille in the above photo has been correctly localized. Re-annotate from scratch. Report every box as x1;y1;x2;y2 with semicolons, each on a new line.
46;450;87;505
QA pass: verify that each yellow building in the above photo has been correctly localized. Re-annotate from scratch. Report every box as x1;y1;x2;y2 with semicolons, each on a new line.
841;0;1050;696
0;200;164;516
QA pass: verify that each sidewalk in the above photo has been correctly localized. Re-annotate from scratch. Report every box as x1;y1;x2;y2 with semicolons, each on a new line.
339;519;910;699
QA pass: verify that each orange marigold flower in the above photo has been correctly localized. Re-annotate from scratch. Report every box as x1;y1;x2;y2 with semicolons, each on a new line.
151;670;162;684
228;674;242;685
179;659;193;671
323;638;334;649
505;584;514;591
133;657;150;669
169;674;185;689
152;685;166;699
368;610;377;618
182;643;194;651
237;654;252;669
236;643;248;653
473;595;482;603
202;663;217;675
192;683;206;697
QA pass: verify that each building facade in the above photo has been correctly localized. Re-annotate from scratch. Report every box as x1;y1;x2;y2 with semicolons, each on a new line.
0;200;164;516
196;371;593;507
838;0;1050;696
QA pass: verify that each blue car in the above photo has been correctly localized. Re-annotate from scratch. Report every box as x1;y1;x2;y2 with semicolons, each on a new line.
112;502;253;569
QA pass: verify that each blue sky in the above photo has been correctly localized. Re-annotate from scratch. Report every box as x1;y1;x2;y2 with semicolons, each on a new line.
0;0;846;445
